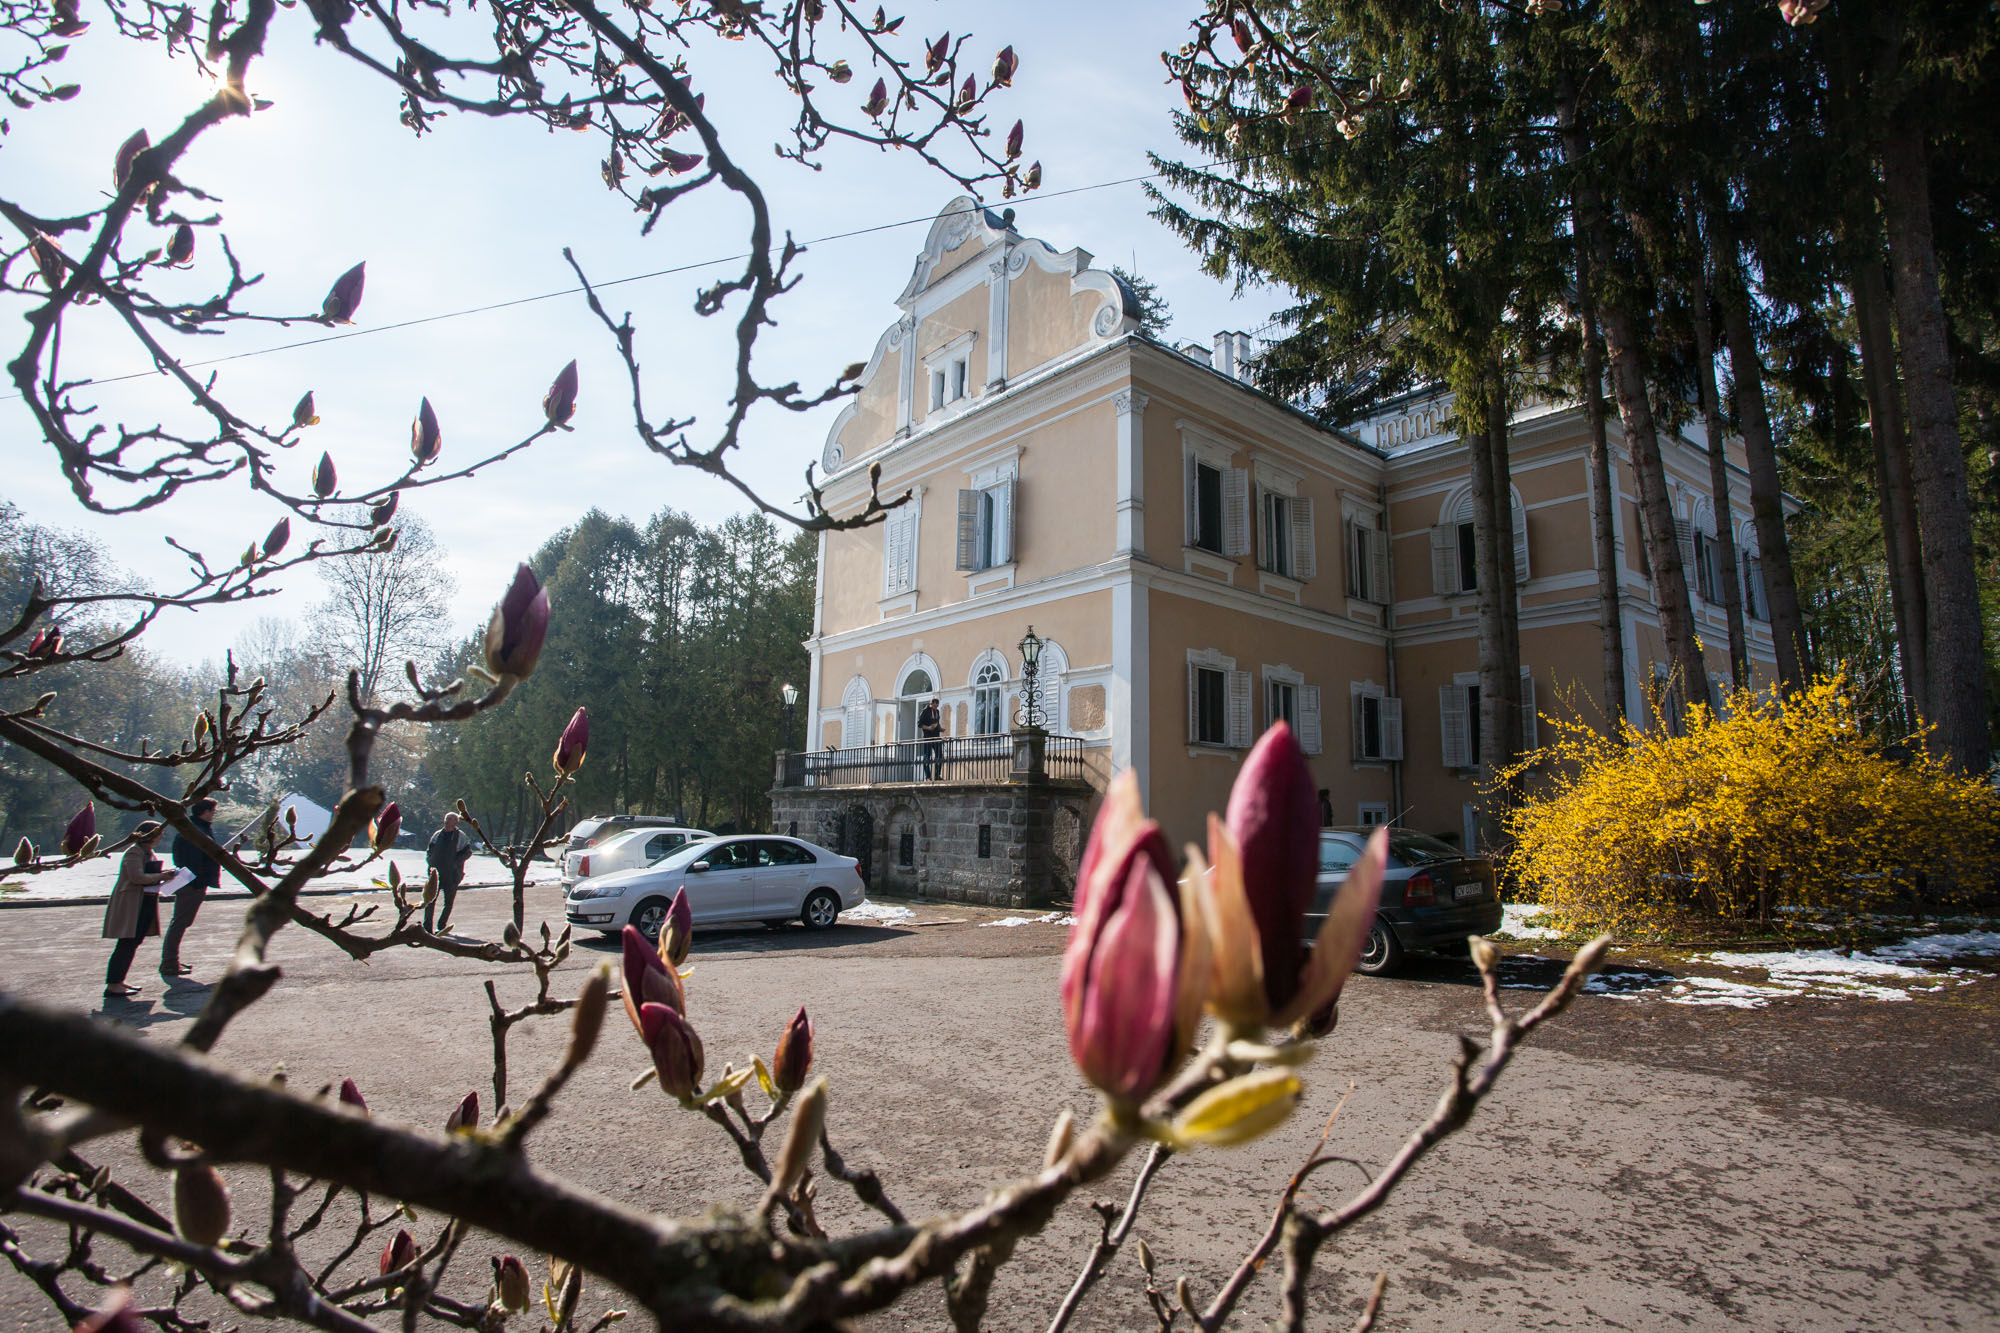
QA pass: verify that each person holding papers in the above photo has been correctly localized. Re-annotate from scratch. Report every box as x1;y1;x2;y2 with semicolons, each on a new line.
102;821;170;998
161;797;224;979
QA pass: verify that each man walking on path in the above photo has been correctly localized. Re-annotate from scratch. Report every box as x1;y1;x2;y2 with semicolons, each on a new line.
162;797;224;978
424;812;475;933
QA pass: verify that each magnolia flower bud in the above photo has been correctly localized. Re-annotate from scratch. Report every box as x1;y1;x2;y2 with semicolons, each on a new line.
370;802;400;852
68;1290;141;1333
262;517;289;559
409;397;441;466
380;1228;417;1275
173;1164;231;1246
455;799;469;817
30;233;65;290
1024;160;1042;190
956;73;977;108
321;261;366;323
569;963;610;1065
863;77;889;116
657;885;692;967
1231;17;1253;51
660;148;703;174
638;1001;704;1103
311;452;336;498
553;706;588;776
622;924;684;1034
61;802;95;857
369;493;398;527
826;59;852;83
772;1005;813;1092
166;223;195;266
1226;723;1321;1015
113;129;149;188
990;44;1017;88
445;1089;478;1134
925;32;948;75
770;1076;825;1197
1004;119;1024;160
13;837;33;866
493;1255;531;1312
543;359;579;429
338;1077;368;1113
483;563;549;681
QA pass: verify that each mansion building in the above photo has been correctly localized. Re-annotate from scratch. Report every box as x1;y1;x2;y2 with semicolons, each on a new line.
774;200;1777;901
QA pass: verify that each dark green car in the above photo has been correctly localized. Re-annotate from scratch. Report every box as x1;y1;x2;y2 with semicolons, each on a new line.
1307;827;1502;975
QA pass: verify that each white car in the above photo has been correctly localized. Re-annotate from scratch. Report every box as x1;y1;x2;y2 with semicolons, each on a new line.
564;834;867;939
560;825;714;893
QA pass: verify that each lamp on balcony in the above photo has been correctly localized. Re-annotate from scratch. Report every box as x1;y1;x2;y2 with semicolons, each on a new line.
780;682;798;752
1017;626;1045;730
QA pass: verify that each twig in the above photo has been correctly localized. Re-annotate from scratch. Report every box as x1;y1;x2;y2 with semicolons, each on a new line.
1047;1141;1173;1333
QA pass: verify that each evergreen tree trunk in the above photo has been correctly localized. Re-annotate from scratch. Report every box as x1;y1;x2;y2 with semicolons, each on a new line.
1488;373;1525;757
1574;216;1627;731
1714;235;1810;694
1465;387;1512;786
1853;258;1928;729
1878;115;1991;772
1686;204;1749;690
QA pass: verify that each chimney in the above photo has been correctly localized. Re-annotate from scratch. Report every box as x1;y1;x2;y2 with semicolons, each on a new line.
1235;331;1254;374
1212;332;1236;380
1180;342;1213;367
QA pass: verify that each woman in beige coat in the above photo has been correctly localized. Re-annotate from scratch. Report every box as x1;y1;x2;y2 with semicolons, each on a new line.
103;821;169;998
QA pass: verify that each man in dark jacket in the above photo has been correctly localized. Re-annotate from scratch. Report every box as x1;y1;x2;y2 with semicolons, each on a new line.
918;697;943;779
425;812;475;933
162;797;224;978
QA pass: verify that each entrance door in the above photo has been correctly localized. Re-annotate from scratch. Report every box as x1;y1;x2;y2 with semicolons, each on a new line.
896;669;933;780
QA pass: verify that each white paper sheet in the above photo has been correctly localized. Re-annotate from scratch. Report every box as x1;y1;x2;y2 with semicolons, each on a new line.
156;867;195;899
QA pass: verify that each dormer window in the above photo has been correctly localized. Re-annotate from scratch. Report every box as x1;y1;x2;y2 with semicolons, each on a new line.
923;333;977;417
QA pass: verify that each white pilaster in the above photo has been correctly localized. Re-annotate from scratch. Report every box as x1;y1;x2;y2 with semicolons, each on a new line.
1113;388;1148;557
987;247;1014;391
1111;572;1151;805
894;314;917;436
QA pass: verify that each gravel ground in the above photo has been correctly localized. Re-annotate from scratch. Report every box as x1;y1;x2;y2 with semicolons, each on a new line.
3;881;1997;1332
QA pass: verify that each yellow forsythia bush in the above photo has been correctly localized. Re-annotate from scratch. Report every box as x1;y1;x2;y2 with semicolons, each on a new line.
1500;675;2000;941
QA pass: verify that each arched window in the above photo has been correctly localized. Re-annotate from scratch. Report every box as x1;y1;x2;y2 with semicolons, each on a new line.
973;662;1006;735
1432;485;1528;594
840;676;872;749
896;668;935;742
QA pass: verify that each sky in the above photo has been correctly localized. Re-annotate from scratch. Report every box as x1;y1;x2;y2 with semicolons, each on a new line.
2;1;1291;666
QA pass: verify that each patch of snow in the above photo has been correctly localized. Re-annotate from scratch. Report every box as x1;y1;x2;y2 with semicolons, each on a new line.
980;912;1076;928
1498;903;1565;940
842;901;915;923
1663;977;1806;1009
1871;931;2000;961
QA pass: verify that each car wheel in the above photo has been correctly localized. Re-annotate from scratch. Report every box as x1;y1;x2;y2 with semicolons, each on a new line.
631;896;672;945
1355;918;1403;976
801;889;841;930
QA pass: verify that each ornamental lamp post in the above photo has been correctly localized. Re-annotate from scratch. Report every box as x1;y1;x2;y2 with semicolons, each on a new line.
1017;625;1044;730
780;682;799;751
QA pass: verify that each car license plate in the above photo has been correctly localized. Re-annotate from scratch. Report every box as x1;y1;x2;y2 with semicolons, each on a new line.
1453;882;1483;901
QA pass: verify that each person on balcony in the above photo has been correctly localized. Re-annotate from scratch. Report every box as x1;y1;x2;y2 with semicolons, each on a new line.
919;697;944;780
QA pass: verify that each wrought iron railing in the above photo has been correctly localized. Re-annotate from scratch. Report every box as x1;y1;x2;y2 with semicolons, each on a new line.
773;733;1093;789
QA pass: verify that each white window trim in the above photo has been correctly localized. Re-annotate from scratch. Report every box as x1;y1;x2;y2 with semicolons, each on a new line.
879;486;924;602
1357;802;1390;827
1252;458;1302;497
1188;647;1251;751
1180;424;1248;559
1263;663;1303;729
1348;679;1401;766
921;331;979;418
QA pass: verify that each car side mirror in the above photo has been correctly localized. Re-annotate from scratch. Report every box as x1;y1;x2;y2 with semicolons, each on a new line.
688;861;710;873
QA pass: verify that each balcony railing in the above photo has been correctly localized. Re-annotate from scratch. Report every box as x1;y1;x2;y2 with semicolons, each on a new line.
773;732;1093;789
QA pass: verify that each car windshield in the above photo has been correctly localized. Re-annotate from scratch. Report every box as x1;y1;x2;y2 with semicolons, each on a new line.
1387;831;1467;866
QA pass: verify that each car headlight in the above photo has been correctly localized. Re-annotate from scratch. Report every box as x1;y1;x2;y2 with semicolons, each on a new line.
571;884;622;900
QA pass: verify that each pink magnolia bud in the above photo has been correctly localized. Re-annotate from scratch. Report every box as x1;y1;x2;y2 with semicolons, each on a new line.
1024;160;1042;190
660;148;703;174
370;493;398;527
321;261;366;323
61;802;95;857
113;129;149;189
445;1089;478;1134
1285;84;1314;113
657;885;692;967
370;801;400;852
482;563;549;681
13;837;33;866
28;627;63;659
1231;17;1253;52
863;77;889;116
1224;723;1321;1015
543;359;579;429
409;397;441;466
638;1000;704;1102
1004;119;1023;160
621;923;684;1035
311;451;336;498
292;390;319;428
772;1005;813;1092
173;1163;231;1246
553;706;588;776
30;233;65;290
69;1290;141;1333
925;32;948;75
493;1255;531;1312
166;223;195;266
338;1077;368;1113
956;73;977;109
49;0;88;36
262;517;289;559
990;45;1017;88
1061;773;1181;1105
380;1227;417;1275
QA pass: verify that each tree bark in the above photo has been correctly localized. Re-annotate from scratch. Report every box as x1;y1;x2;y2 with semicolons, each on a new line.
1853;258;1928;729
1685;198;1749;692
1573;209;1627;732
1464;384;1511;786
1488;373;1525;760
1713;235;1809;695
1877;115;1990;772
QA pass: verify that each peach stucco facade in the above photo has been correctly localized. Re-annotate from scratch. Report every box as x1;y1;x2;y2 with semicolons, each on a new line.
802;200;1781;853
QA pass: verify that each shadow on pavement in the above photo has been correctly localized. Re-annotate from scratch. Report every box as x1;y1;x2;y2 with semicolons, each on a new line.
1367;950;1680;997
574;923;912;956
90;978;216;1029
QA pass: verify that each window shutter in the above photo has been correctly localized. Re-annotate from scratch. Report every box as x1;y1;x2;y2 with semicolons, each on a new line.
997;477;1016;566
1744;554;1765;620
1292;495;1316;580
884;508;916;596
1351;691;1367;761
1223;467;1250;557
1512;501;1530;582
1299;684;1322;755
1380;695;1404;761
1226;669;1252;747
843;700;870;749
1187;665;1200;743
1369;529;1391;605
954;489;979;572
1430;525;1458;594
1184;453;1199;547
1675;518;1696;593
1440;685;1471;767
1519;667;1537;752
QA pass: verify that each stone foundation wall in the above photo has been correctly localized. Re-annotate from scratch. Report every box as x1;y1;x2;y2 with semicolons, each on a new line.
769;781;1094;908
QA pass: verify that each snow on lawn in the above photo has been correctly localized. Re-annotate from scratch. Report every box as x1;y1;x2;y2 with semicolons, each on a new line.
842;900;915;924
1872;931;2000;961
0;849;534;903
980;912;1076;928
1496;903;1565;940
